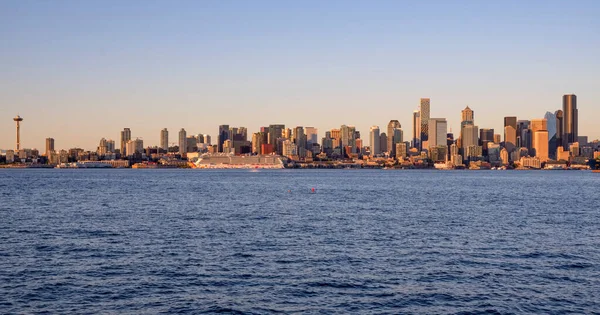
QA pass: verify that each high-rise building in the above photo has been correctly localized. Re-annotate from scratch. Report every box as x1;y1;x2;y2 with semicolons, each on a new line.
160;128;169;151
268;124;285;152
504;116;517;152
517;120;531;150
252;132;264;154
45;138;55;157
428;118;447;148
293;126;307;157
369;126;380;156
461;106;474;125
396;142;408;159
530;119;547;150
544;111;558;159
341;125;356;154
387;120;401;154
533;130;549;162
555;110;564;150
562;94;577;149
218;125;230;153
461;124;479;150
120;128;131;156
379;133;388;154
420;98;430;144
126;138;144;156
179;128;187;155
412;110;421;150
304;127;318;146
479;128;494;155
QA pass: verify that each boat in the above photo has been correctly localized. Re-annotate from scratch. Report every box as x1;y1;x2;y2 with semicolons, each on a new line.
593;170;600;173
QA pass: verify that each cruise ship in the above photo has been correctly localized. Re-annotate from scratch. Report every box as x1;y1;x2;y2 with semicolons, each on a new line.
192;154;285;169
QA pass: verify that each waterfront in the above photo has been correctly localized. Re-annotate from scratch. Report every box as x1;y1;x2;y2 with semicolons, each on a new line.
1;169;599;313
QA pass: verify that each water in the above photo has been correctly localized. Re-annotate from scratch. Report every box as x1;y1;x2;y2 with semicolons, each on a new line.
1;169;599;314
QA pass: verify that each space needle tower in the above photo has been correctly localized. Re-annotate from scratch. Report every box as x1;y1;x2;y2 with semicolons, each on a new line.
13;115;23;151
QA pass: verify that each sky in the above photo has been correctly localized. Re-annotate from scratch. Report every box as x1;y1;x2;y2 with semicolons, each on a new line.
1;0;599;151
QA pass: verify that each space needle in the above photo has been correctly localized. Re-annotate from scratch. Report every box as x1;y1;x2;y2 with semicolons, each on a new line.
13;115;23;151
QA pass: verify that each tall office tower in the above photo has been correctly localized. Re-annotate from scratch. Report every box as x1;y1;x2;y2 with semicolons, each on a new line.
160;128;169;151
293;126;307;157
562;94;577;149
390;128;404;156
340;125;357;153
428;118;447;148
379;133;388;154
304;127;318;146
13;115;24;151
517;120;531;150
504;116;517;152
197;134;205;144
412;110;421;149
179;128;187;155
461;106;474;125
106;139;115;153
530;119;547;150
544;111;558;159
555;110;564;150
120;128;131;156
493;134;502;145
218;125;230;153
369;126;380;156
479;128;494;155
533;130;549;162
45;138;55;156
204;135;211;145
387;120;401;154
268;124;285;152
461;124;479;150
420;98;430;144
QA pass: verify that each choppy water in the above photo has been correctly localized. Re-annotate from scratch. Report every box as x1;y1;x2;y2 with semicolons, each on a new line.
1;169;600;314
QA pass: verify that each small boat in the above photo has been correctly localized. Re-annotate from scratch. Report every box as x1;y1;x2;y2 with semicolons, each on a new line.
593;170;600;173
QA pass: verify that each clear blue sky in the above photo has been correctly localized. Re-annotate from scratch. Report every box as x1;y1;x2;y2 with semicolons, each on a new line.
1;0;599;151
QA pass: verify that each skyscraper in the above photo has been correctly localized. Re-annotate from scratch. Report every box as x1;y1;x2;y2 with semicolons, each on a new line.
461;106;474;125
420;98;430;145
268;124;285;153
45;138;55;157
562;94;577;148
340;125;356;154
218;125;230;153
530;119;547;150
120;128;131;156
387;120;401;154
428;118;447;148
517;120;531;150
369;126;380;156
533;130;549;162
179;128;187;155
544;111;558;159
461;124;479;150
479;128;494;154
304;127;318;146
412;110;421;150
504;116;517;152
160;128;169;151
555;110;564;150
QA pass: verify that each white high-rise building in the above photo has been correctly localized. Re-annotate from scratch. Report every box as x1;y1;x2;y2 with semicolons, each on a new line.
160;128;169;151
369;126;380;156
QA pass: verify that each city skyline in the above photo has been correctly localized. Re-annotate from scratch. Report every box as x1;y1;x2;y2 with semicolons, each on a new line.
1;1;599;150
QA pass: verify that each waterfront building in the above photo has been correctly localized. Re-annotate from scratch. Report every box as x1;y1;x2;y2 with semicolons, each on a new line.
520;156;541;169
160;128;169;151
369;126;380;156
179;128;187;155
562;94;577;149
120;128;131;156
488;143;501;164
570;142;580;157
429;145;448;162
186;136;197;153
